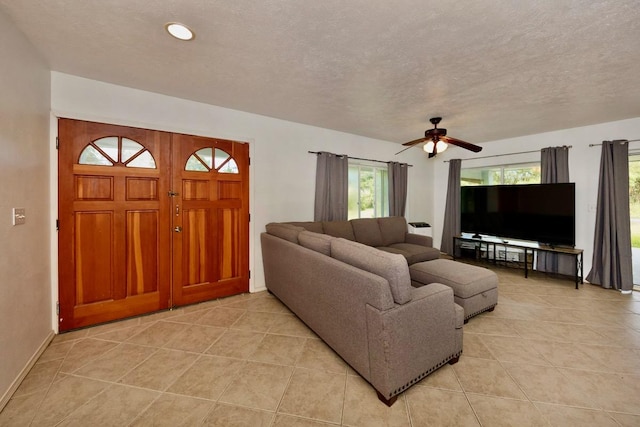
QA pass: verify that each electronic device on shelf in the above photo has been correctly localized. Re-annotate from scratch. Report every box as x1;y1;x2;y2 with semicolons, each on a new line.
460;183;575;247
408;222;431;228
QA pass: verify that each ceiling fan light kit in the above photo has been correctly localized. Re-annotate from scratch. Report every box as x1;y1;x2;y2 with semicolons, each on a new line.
423;139;448;154
402;117;482;158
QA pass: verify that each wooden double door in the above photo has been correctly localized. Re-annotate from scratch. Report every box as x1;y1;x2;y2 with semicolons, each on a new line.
58;119;249;331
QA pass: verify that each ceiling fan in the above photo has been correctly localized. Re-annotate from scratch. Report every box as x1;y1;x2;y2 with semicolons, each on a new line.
396;117;483;158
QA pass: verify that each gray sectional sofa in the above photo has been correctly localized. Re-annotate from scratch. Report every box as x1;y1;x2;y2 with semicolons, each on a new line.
286;216;440;265
261;222;463;405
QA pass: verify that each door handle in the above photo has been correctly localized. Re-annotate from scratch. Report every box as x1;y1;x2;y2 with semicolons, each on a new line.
174;226;182;233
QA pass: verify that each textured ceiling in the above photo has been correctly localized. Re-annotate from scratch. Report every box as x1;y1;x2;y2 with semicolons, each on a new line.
1;0;639;146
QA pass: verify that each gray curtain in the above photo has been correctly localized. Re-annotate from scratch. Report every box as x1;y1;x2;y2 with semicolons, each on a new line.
536;146;574;275
440;159;461;255
388;161;408;217
313;151;348;221
587;140;633;291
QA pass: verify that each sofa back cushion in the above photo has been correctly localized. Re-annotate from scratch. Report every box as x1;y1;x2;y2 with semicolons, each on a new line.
265;223;304;243
298;231;333;256
351;218;384;247
287;221;324;234
322;220;356;241
378;216;408;246
330;238;412;305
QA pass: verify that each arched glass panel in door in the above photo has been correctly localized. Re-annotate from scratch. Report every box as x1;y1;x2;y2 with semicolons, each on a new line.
78;137;157;168
185;148;239;174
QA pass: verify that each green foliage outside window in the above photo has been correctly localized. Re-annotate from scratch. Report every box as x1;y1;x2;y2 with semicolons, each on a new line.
348;164;388;219
497;166;541;185
629;156;640;247
461;163;540;186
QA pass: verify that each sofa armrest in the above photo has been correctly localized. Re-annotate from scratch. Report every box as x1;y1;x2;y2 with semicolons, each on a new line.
365;283;461;400
404;232;433;248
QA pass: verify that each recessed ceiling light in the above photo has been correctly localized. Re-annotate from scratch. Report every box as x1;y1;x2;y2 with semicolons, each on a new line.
165;22;194;41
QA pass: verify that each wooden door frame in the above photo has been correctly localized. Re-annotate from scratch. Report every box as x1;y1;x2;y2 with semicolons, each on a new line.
51;116;254;333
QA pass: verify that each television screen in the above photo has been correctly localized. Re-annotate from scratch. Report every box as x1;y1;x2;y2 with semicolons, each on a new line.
460;183;575;246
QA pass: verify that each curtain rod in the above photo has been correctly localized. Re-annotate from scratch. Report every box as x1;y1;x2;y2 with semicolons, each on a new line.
308;151;413;167
443;146;572;163
589;139;640;147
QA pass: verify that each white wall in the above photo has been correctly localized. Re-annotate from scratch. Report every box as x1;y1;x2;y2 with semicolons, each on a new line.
0;10;52;407
50;72;434;294
432;117;640;278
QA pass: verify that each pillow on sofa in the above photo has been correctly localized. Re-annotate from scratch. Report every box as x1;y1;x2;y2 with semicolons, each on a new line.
331;238;412;305
351;218;384;247
265;223;305;243
298;231;333;256
322;221;356;241
378;216;408;246
287;221;324;234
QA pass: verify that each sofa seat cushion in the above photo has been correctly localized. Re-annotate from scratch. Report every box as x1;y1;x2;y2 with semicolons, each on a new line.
331;238;412;305
378;243;440;265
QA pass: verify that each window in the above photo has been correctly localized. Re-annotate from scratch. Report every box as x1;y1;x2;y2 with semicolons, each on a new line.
629;153;640;286
461;162;540;186
185;148;239;173
348;162;389;219
78;137;156;169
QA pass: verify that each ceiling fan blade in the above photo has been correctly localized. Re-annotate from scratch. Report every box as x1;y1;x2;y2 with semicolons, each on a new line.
402;137;427;147
394;145;415;155
440;136;483;153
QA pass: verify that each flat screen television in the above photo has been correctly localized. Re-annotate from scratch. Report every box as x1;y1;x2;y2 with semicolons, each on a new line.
460;183;575;247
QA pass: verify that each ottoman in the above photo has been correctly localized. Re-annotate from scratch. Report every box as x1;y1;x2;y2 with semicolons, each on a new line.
410;259;498;322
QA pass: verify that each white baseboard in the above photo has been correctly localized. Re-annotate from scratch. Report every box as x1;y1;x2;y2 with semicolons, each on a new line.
0;330;55;412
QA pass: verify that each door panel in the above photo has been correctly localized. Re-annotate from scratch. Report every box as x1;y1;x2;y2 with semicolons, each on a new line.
183;208;211;285
172;133;249;306
58;119;172;331
75;175;113;200
126;177;159;200
74;211;113;304
219;207;242;279
126;210;160;295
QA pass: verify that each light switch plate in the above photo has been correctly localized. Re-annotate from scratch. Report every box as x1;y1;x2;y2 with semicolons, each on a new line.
13;208;25;225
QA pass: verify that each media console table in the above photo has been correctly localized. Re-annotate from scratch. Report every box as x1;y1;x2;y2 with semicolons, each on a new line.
453;234;584;289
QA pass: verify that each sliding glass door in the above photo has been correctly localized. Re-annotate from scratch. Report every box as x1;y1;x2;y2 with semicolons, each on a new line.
629;154;640;286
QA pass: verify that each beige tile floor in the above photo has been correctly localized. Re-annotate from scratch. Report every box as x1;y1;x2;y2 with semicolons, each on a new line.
3;264;640;426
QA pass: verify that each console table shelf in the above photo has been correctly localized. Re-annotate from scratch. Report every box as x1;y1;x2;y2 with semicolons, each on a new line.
453;234;584;289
